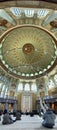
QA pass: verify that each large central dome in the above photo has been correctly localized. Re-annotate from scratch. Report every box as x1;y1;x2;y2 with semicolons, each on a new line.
0;25;57;79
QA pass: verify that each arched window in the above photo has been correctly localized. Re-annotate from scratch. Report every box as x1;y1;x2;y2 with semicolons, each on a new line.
10;7;21;17
37;9;49;18
18;83;23;91
0;84;5;97
54;74;57;85
31;83;37;92
48;79;55;89
25;9;34;17
5;87;8;95
0;82;2;88
24;83;30;91
2;84;5;92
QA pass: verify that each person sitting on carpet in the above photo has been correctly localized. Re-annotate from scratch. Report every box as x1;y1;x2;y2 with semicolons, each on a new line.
2;109;16;125
42;108;56;128
15;111;21;120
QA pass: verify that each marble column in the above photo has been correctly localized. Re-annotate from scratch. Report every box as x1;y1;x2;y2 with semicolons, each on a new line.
36;79;40;98
4;101;8;110
44;76;49;96
13;101;17;111
0;83;4;96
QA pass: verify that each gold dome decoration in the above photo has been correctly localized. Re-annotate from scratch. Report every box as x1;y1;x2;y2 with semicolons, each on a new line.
0;25;57;79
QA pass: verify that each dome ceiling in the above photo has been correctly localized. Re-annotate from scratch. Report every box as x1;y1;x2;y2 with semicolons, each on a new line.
0;0;57;80
0;25;57;79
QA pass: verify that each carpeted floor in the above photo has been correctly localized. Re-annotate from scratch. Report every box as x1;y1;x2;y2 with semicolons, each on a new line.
0;115;57;130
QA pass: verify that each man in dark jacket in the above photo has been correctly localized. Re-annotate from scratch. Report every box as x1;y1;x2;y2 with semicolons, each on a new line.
42;108;56;128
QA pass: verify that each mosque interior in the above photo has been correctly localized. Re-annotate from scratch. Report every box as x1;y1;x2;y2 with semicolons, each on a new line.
0;0;57;114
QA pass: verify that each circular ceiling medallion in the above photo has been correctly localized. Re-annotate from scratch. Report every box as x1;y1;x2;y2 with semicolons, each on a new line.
0;25;57;79
23;43;34;54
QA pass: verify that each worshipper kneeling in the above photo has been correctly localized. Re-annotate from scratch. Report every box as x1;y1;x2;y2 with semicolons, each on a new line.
15;111;21;120
30;111;34;117
42;108;56;128
2;109;16;125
